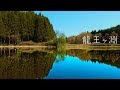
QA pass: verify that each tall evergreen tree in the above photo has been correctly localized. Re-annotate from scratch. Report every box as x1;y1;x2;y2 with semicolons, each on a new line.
0;12;6;45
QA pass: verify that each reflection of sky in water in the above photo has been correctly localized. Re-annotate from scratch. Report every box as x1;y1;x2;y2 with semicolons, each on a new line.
45;55;120;79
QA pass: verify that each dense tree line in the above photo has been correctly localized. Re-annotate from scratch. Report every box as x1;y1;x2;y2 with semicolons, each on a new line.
91;25;120;36
91;25;120;44
0;11;56;45
67;25;120;44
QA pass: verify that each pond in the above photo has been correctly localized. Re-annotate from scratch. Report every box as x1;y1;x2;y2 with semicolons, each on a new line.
0;48;120;79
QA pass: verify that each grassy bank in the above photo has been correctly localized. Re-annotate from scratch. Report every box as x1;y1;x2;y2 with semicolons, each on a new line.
1;40;120;51
66;44;120;50
0;41;56;47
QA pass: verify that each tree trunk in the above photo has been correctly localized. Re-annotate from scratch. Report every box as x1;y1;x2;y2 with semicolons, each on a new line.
0;38;2;46
9;36;10;45
3;36;5;45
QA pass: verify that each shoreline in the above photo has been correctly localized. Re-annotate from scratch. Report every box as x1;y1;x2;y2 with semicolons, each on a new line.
0;44;120;50
0;45;56;48
66;44;120;50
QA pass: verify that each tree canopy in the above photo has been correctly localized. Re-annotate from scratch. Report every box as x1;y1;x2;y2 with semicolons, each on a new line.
0;11;56;45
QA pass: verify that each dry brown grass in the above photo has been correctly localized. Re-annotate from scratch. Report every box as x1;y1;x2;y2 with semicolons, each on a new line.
66;44;120;50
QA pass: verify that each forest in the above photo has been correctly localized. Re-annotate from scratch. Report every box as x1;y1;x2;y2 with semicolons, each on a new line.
0;11;56;45
67;25;120;44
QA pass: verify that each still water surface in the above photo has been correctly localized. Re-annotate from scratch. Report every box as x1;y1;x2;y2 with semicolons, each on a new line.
0;48;120;79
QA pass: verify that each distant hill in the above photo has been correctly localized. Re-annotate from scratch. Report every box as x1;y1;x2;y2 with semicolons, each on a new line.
91;25;120;36
67;25;120;44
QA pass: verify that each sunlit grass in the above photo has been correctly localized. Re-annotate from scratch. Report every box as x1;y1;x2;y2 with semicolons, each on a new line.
67;44;120;50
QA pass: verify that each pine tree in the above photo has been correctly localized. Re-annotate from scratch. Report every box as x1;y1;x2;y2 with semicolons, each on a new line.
0;12;6;45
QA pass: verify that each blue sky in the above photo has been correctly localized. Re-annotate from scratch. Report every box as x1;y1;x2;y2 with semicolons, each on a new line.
34;11;120;37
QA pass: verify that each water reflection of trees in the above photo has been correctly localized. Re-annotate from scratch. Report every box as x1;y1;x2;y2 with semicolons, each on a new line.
0;48;56;79
55;48;66;62
67;49;120;68
67;49;91;60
